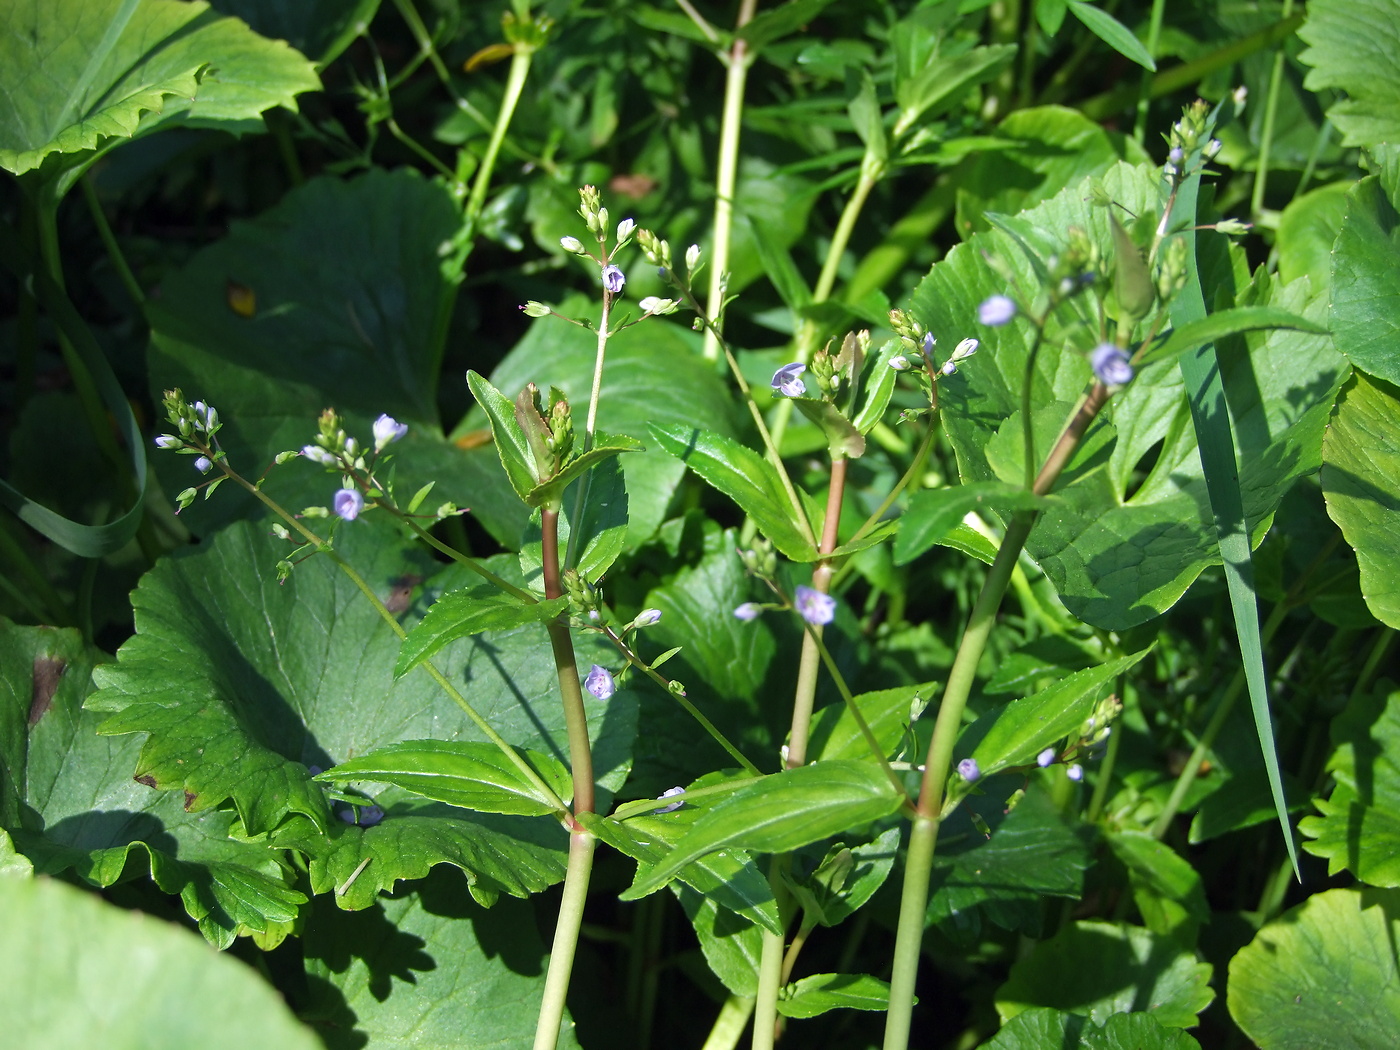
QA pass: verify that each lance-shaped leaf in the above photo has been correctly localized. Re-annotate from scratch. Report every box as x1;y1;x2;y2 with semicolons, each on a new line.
580;805;781;935
396;586;569;678
526;432;644;509
468;370;541;502
314;740;571;817
620;761;904;900
895;483;1047;565
968;651;1148;776
778;973;895;1019
650;423;818;561
1137;306;1329;368
0;0;319;189
791;397;866;459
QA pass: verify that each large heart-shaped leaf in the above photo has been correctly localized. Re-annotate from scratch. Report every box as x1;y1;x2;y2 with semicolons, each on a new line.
1298;0;1400;149
1229;888;1400;1049
2;617;306;947
1321;371;1400;628
1330;177;1400;388
0;0;319;189
911;162;1346;628
0;877;321;1049
86;520;638;905
145;170;527;544
301;868;582;1050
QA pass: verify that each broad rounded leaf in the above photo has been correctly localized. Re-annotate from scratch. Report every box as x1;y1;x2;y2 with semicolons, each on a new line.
1330;177;1400;388
1229;888;1400;1049
1300;688;1400;886
620;761;904;900
1299;0;1400;148
996;920;1214;1028
0;0;319;184
1321;371;1400;628
0;877;320;1049
86;521;637;905
302;868;582;1050
983;1007;1202;1050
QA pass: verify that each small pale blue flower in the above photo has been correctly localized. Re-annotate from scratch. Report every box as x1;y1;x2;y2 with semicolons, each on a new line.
794;585;835;626
602;264;626;293
655;786;685;813
194;455;212;474
957;758;981;783
334;488;365;521
771;362;807;398
921;332;936;356
154;435;180;449
373;413;408;451
1090;343;1134;386
633;608;662;628
733;602;761;621
584;664;616;700
1037;748;1056;767
978;295;1017;327
1066;764;1084;782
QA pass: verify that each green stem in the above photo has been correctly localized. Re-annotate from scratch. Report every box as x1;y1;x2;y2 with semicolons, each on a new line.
751;857;791;1050
81;176;144;307
1132;0;1168;145
1250;0;1295;219
533;831;597;1050
1085;677;1126;824
602;626;762;776
884;376;1117;1049
846;423;937;548
396;514;535;601
465;43;537;237
702;0;759;362
701;996;756;1050
541;506;595;816
565;276;615;571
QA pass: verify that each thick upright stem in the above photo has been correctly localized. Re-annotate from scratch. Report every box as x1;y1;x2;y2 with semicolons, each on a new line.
541;506;595;815
702;0;759;361
533;832;597;1050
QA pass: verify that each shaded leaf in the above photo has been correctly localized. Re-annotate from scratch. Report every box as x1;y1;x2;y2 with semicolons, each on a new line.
396;587;569;679
996;920;1214;1028
1298;0;1400;148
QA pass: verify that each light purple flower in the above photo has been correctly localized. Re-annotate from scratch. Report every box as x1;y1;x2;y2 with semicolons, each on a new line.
602;264;626;293
302;444;337;466
616;218;636;241
794;585;835;626
584;664;616;700
890;355;912;371
733;602;761;621
1090;343;1134;386
1168;146;1184;166
921;332;936;356
1037;747;1056;768
633;608;662;628
978;295;1017;327
373;413;408;451
655;787;686;813
154;434;180;449
1066;764;1084;782
771;362;807;398
957;758;981;783
334;488;365;521
194;456;212;474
